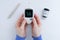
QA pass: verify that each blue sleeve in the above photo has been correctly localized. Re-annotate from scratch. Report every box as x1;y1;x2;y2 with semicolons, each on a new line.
33;35;42;40
16;35;42;40
16;35;25;40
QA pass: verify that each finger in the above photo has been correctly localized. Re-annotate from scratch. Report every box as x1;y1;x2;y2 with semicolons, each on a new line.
32;17;37;26
21;19;27;28
16;14;24;28
25;23;27;30
34;14;41;25
31;22;33;28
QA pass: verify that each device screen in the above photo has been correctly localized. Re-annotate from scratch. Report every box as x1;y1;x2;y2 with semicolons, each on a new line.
25;9;33;17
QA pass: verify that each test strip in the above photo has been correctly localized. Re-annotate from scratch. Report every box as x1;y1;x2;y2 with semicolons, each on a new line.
8;3;20;19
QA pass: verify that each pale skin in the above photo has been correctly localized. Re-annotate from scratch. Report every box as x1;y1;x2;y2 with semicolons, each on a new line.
16;14;41;37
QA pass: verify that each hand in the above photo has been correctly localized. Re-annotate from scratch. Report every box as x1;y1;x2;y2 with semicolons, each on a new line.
31;14;41;37
16;14;27;37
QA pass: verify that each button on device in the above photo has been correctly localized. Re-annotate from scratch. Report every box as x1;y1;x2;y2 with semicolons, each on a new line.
30;19;32;20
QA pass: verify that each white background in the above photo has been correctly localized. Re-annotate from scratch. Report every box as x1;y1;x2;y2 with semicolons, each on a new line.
0;0;60;40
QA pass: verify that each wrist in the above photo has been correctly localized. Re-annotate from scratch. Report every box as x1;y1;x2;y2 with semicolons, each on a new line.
32;31;41;37
32;35;42;40
32;33;41;37
16;35;26;40
17;32;26;38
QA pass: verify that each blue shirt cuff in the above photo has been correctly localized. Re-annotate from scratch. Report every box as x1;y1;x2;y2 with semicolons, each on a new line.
16;35;25;40
33;35;42;40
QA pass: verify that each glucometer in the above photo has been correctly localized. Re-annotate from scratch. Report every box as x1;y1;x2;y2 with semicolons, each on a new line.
24;9;33;24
